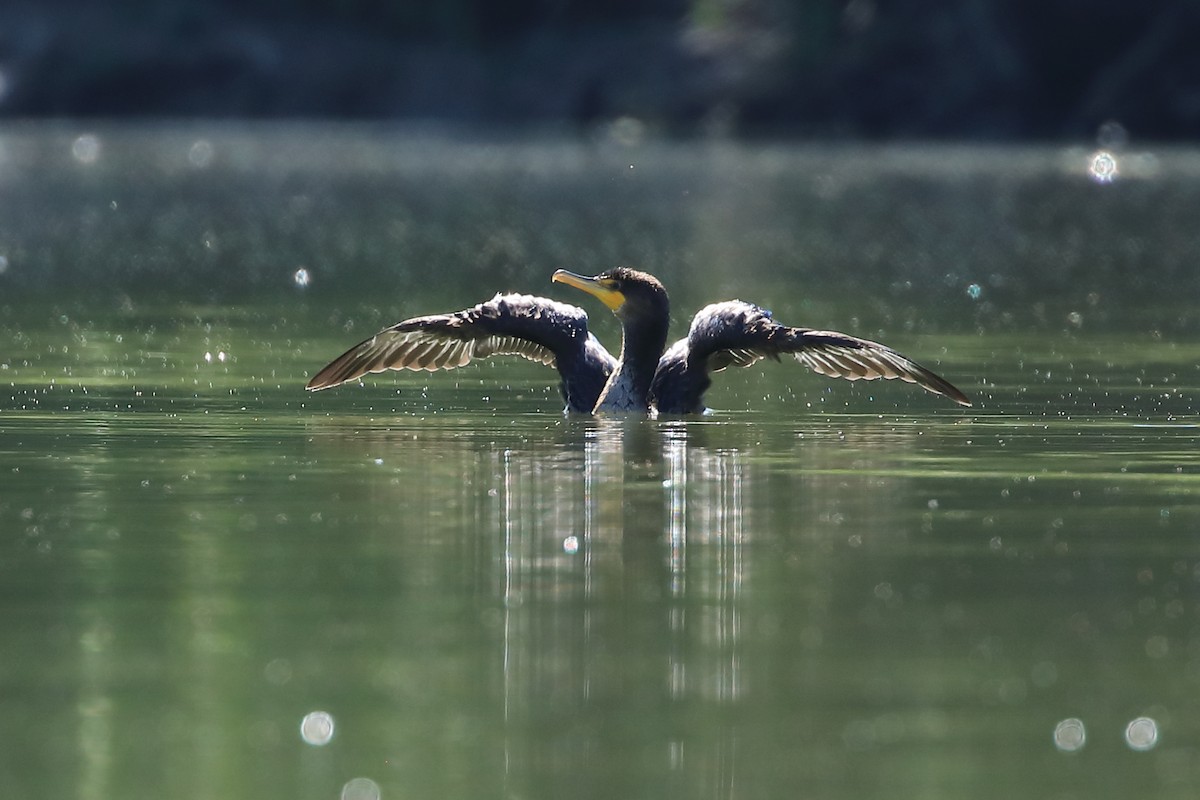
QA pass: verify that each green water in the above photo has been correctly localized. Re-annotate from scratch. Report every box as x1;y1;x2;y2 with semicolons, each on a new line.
2;125;1199;799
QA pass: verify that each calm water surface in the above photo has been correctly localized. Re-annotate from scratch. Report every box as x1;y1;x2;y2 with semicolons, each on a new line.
1;125;1199;799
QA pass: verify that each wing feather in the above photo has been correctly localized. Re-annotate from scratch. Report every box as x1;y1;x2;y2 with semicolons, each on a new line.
651;301;971;413
790;330;969;405
306;293;592;391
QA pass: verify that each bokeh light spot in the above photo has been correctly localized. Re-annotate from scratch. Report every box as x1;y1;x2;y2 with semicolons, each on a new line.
72;135;101;164
1053;718;1086;752
1145;634;1169;659
188;140;215;168
341;777;381;800
299;710;335;746
1088;151;1118;183
1097;120;1129;149
1125;716;1158;751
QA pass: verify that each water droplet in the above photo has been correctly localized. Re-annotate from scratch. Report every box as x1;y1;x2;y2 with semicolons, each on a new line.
1053;718;1086;752
1145;635;1169;659
72;134;100;164
563;535;579;554
1088;150;1118;183
966;283;982;300
1030;661;1058;688
609;116;646;146
293;267;311;288
299;711;335;746
1124;716;1158;751
341;777;381;800
188;139;214;168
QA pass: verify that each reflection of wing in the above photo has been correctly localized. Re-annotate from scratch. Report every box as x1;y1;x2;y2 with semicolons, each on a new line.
651;301;971;414
306;293;616;412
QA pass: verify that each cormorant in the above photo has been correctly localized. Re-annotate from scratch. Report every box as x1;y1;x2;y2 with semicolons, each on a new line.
305;267;971;414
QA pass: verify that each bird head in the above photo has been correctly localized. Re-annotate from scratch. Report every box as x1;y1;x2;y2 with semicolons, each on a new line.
552;267;669;323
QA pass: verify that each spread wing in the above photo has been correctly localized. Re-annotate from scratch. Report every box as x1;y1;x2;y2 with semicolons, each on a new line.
306;293;616;410
786;330;971;404
652;301;971;413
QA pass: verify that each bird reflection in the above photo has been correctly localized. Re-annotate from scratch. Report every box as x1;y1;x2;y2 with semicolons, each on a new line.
492;419;745;797
304;416;937;796
662;424;745;704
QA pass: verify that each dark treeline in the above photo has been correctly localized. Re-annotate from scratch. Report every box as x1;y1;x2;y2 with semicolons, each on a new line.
1;0;1196;139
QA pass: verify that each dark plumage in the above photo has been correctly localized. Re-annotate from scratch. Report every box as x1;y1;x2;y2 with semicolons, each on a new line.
306;268;972;414
305;293;614;411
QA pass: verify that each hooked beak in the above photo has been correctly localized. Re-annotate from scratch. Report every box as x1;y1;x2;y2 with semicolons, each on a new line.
552;269;626;312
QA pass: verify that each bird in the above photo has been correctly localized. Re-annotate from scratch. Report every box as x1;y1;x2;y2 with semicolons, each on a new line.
305;267;971;414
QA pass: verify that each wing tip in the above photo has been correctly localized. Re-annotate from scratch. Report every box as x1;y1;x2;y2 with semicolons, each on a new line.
923;375;972;407
911;368;972;408
305;372;349;392
305;356;370;391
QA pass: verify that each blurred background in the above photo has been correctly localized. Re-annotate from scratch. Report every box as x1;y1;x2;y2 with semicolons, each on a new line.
2;0;1197;139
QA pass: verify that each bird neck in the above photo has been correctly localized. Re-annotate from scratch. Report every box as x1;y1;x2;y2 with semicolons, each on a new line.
595;313;669;412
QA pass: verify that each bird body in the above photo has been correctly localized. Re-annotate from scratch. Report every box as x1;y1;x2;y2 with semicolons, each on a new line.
306;268;972;414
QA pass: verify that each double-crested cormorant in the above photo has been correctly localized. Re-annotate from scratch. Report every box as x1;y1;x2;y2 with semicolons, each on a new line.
306;267;971;414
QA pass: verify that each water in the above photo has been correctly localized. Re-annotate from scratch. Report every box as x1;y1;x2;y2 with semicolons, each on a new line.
2;124;1199;799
